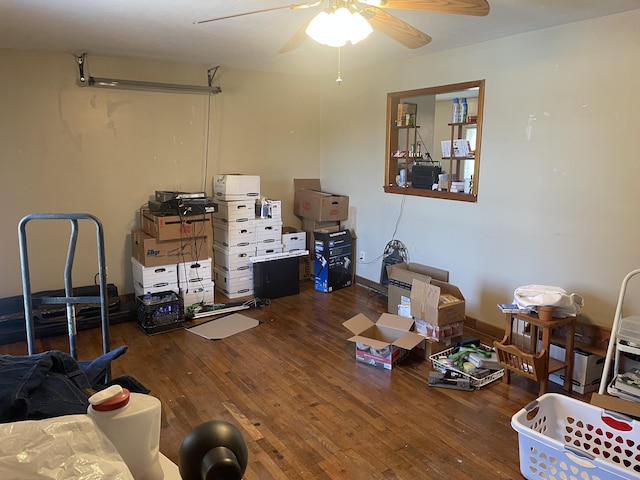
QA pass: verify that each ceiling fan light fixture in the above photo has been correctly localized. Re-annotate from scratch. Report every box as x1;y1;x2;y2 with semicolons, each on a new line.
348;11;373;45
305;7;373;47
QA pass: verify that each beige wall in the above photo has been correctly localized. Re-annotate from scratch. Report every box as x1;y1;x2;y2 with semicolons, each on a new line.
321;9;640;330
0;50;322;297
2;9;640;332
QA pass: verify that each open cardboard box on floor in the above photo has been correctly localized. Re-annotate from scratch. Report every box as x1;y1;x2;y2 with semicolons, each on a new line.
410;278;466;326
386;262;449;314
343;313;424;370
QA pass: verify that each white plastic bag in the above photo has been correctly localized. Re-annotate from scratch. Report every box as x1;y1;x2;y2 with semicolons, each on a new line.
514;284;584;318
0;415;134;479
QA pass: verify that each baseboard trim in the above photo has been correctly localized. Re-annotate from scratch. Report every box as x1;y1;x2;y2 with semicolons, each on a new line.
463;316;503;341
355;275;388;296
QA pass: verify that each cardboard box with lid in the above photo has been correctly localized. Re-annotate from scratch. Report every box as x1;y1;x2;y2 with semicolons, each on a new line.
294;179;349;222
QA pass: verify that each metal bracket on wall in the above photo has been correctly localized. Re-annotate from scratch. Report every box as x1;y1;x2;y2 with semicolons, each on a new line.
76;53;222;95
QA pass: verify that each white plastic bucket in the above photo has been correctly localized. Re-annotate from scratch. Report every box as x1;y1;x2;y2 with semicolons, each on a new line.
88;385;163;480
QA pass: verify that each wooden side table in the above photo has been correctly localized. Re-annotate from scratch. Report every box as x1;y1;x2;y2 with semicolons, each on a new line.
494;311;576;396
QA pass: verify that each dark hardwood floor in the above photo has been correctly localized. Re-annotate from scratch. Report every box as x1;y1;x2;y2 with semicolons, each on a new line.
0;282;581;479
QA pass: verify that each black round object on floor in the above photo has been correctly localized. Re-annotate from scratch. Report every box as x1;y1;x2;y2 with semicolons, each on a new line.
179;420;248;480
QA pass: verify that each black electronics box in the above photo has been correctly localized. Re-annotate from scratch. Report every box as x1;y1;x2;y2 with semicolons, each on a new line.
314;229;353;293
155;191;206;202
253;256;300;299
412;164;442;189
149;198;217;216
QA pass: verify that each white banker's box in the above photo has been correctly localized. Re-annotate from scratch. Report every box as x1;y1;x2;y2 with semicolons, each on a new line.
213;175;260;201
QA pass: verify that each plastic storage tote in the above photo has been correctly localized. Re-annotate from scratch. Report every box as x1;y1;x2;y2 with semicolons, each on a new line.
511;393;640;479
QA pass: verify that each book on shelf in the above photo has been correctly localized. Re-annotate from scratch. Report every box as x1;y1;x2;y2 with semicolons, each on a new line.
614;368;640;398
497;303;532;314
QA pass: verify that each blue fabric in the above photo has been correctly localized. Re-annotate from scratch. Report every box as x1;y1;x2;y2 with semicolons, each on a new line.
78;345;128;386
0;346;145;423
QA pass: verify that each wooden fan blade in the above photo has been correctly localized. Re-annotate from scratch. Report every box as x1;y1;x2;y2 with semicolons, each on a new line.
279;17;313;53
358;0;489;16
366;8;431;49
195;1;321;25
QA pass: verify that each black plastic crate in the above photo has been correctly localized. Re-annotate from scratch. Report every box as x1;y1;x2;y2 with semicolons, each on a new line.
136;290;184;335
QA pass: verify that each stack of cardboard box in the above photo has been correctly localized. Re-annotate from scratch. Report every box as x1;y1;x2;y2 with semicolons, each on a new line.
387;263;466;358
211;175;260;299
131;207;215;308
293;179;352;292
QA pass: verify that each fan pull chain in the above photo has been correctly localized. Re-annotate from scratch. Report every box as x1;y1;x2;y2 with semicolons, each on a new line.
336;47;342;85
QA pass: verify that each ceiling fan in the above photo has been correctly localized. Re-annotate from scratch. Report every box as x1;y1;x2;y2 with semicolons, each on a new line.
196;0;490;53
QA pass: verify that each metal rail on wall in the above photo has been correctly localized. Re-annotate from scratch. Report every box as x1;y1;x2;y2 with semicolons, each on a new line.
76;53;222;95
18;213;111;371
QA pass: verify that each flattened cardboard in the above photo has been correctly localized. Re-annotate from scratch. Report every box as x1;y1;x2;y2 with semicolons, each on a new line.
388;262;450;284
590;392;640;418
343;313;374;335
376;312;415;331
410;278;466;326
294;178;322;192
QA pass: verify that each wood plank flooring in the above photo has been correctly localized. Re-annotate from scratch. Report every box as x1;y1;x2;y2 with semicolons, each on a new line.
0;282;580;479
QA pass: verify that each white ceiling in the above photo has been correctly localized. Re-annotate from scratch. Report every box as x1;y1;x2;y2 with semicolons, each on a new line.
1;0;639;75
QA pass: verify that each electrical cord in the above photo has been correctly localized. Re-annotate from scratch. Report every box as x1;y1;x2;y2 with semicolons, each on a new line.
202;92;212;194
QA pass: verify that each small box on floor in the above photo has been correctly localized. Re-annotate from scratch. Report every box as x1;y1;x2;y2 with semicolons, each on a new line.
314;229;353;293
548;345;605;394
343;313;424;370
136;290;184;335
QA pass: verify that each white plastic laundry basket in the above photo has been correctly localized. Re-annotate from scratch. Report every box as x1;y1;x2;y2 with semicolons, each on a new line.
511;393;640;480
